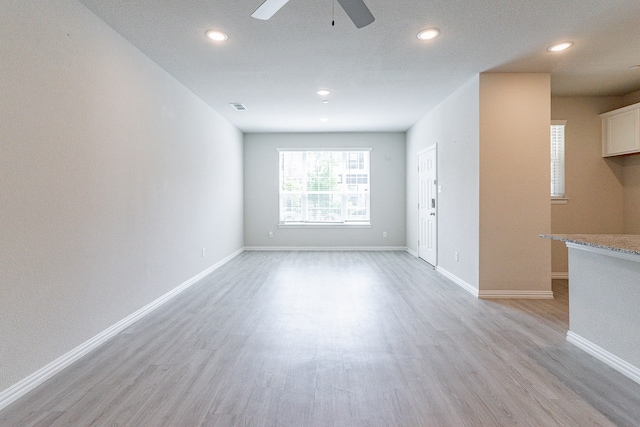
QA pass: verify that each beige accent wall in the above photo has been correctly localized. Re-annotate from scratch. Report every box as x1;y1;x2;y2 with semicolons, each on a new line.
622;90;640;233
623;89;640;105
550;97;626;273
623;155;640;233
0;0;243;392
478;74;551;293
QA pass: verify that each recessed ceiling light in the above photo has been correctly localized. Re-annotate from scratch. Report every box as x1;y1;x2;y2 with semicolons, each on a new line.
417;29;440;40
322;100;329;104
320;118;329;122
205;30;228;41
316;89;331;96
547;41;573;52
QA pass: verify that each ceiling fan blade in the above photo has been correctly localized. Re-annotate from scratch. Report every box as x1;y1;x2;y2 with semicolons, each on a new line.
336;0;375;28
251;0;290;20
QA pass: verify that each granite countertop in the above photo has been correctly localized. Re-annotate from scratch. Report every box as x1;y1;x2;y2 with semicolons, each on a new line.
540;234;640;256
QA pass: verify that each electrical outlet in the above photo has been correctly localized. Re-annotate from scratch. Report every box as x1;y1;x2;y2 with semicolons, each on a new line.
268;231;274;238
383;231;388;238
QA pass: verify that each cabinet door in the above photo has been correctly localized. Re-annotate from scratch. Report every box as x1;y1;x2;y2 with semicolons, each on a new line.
602;108;640;156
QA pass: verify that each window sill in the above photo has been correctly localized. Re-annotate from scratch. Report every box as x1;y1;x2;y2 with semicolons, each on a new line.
551;198;569;205
278;223;371;229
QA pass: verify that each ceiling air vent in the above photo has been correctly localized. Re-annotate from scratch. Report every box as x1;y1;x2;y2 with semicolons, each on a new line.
230;103;247;111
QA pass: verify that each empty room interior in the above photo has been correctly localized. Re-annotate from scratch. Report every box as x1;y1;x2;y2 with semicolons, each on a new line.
3;0;640;425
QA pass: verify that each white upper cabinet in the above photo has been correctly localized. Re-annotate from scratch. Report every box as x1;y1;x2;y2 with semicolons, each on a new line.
601;102;640;157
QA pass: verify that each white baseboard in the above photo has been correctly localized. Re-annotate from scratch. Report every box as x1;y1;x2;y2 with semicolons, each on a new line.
0;248;244;413
552;272;569;280
478;290;554;299
436;267;479;298
406;248;418;257
567;331;640;385
435;267;554;299
244;246;408;251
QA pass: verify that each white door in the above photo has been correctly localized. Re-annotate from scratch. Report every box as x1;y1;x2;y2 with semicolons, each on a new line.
418;145;437;266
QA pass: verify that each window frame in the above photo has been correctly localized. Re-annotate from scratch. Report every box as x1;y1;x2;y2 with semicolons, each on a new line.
277;148;372;229
551;120;568;204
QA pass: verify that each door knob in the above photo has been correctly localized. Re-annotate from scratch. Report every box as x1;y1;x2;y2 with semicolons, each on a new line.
430;213;435;216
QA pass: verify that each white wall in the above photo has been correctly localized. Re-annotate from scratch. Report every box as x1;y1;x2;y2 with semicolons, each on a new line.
0;0;243;392
244;132;406;248
569;247;640;370
478;73;551;293
406;76;480;290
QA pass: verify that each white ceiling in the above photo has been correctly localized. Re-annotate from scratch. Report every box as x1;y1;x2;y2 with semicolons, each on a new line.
79;0;640;133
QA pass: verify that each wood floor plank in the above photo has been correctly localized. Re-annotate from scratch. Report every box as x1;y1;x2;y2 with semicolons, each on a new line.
1;252;640;426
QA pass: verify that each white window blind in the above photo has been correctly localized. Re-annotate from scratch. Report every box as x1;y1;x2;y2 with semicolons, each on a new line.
551;121;566;197
278;150;370;224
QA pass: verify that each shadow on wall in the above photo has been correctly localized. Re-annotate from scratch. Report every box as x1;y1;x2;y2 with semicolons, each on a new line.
605;156;625;185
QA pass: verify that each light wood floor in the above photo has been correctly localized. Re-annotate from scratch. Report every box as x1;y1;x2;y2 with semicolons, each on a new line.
2;251;640;426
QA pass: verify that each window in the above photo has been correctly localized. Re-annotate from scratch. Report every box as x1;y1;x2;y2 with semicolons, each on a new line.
551;121;566;198
278;149;371;225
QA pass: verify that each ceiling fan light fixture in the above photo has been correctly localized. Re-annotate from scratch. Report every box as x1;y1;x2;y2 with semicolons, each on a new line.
205;30;228;42
252;0;289;20
253;0;374;28
317;89;331;96
547;41;573;52
417;29;440;40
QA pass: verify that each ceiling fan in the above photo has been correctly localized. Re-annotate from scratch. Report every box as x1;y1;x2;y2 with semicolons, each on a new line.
252;0;375;28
